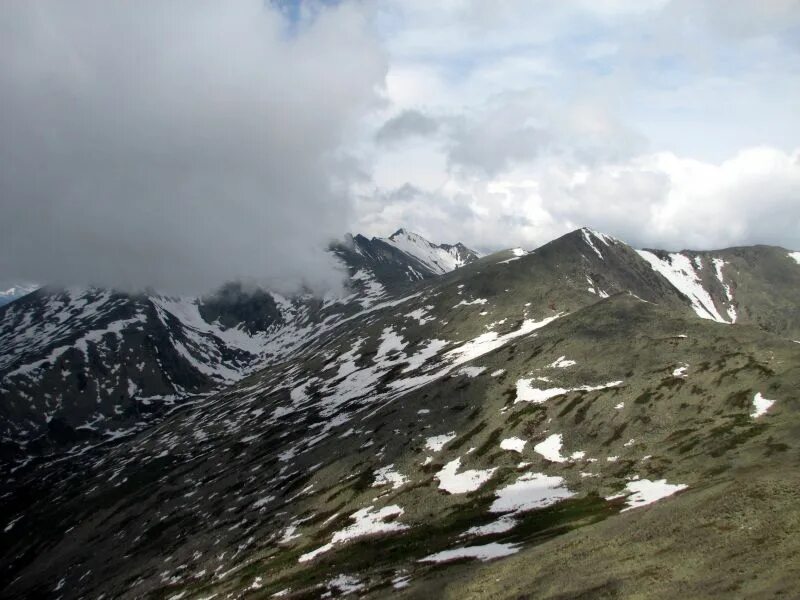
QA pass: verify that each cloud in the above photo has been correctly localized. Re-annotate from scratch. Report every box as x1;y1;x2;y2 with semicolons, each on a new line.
375;109;439;145
666;0;800;40
442;90;644;176
357;0;800;255
445;92;551;176
356;147;800;253
4;0;797;293
0;0;386;294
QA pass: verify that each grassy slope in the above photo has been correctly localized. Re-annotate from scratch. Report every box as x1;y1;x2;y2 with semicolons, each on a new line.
4;236;800;599
181;295;800;598
412;468;800;599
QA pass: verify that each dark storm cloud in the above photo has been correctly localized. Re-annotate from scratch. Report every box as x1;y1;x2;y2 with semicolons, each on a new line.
375;109;440;146
0;1;386;294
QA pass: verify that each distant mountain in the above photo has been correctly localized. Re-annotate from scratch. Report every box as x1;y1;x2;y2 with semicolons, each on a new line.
0;285;328;460
0;284;38;307
331;228;481;288
382;228;481;275
2;227;800;599
0;230;479;459
637;245;800;337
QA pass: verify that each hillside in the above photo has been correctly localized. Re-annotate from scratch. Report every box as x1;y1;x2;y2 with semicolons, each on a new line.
0;231;480;461
1;228;800;599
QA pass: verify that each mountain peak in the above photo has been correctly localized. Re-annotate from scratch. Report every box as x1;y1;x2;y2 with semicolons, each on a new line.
389;227;408;238
381;229;480;275
540;227;625;261
388;227;426;242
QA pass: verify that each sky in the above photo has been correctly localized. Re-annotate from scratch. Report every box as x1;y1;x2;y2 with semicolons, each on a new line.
1;0;799;293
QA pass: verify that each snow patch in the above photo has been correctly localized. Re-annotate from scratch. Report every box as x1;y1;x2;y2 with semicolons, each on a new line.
436;458;497;494
490;472;574;513
711;258;737;322
533;434;566;462
454;297;488;308
751;392;775;418
636;251;728;323
515;379;623;404
298;505;408;562
404;306;435;325
446;314;563;366
383;230;472;274
326;574;365;595
581;229;605;259
499;437;526;453
425;433;456;452
372;465;408;490
419;542;520;563
620;479;687;511
457;366;486;378
548;356;576;368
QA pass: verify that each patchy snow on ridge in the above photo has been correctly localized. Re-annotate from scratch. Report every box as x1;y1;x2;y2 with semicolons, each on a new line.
453;298;488;308
350;269;386;308
788;252;800;265
549;356;576;368
636;251;728;323
711;258;737;322
581;228;605;260
462;517;517;537
382;230;469;275
751;392;775;418
445;313;563;366
376;327;406;359
372;465;408;490
326;574;365;595
515;379;623;404
498;247;526;264
404;306;435;325
299;505;408;562
585;275;610;298
457;366;486;378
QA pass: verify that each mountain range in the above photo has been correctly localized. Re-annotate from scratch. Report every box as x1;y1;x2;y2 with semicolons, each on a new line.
1;227;799;599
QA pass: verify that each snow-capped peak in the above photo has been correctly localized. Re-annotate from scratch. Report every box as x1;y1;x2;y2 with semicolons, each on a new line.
381;229;479;275
578;227;620;260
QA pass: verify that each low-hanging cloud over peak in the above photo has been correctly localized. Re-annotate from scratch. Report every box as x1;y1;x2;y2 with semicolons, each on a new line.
0;0;386;295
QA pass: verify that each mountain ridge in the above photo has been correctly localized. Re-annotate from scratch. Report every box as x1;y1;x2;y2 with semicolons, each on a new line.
3;227;799;463
2;226;800;598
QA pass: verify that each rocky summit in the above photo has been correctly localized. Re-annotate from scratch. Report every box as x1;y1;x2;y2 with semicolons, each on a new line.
2;228;800;599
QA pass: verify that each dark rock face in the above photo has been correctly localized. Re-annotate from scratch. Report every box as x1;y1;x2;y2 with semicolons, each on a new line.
198;282;283;333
